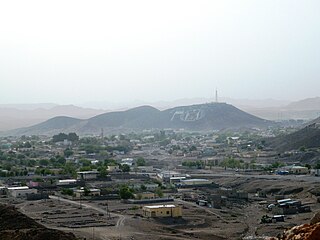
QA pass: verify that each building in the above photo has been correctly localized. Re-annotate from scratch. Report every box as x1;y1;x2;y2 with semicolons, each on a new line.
7;186;37;198
157;171;189;182
74;188;101;198
132;183;159;191
170;176;187;184
107;165;120;172
77;170;99;180
57;179;78;186
283;166;309;175
142;204;182;218
180;178;212;186
218;188;248;200
134;192;155;200
121;158;134;166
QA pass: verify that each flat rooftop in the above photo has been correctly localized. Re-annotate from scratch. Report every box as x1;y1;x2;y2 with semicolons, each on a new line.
144;205;176;209
7;186;29;190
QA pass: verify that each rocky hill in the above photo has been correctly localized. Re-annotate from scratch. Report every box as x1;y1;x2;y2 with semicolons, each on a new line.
268;212;320;240
268;118;320;152
0;204;77;240
3;103;273;136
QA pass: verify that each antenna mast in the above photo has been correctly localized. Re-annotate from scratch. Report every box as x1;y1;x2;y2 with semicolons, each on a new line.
215;89;218;103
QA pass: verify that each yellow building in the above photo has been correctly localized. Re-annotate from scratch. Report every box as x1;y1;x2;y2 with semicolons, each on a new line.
142;204;182;218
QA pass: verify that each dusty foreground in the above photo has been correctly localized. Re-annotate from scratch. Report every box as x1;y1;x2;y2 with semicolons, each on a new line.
0;204;77;240
2;175;320;240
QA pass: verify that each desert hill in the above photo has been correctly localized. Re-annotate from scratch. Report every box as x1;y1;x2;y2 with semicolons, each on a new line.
3;103;273;136
268;117;320;152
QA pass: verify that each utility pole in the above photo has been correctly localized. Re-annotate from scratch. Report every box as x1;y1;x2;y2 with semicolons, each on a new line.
101;128;104;139
79;192;82;209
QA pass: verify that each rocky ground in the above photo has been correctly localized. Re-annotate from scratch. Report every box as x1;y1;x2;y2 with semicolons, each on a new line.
2;175;320;240
0;204;77;240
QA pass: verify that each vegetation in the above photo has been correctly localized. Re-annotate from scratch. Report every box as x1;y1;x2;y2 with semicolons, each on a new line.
119;185;134;199
120;164;130;172
52;132;79;143
136;157;146;166
182;160;205;169
61;188;73;196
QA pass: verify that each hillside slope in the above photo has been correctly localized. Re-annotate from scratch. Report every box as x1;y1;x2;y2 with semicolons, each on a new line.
268;118;320;151
0;204;77;240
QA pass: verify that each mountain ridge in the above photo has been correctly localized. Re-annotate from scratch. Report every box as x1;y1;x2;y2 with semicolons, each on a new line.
2;103;274;136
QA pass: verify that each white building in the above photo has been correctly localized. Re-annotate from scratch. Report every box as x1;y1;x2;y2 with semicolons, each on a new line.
74;188;101;198
57;179;78;186
121;158;134;166
157;171;190;182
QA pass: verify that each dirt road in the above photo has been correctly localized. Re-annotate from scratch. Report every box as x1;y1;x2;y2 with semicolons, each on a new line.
49;195;126;228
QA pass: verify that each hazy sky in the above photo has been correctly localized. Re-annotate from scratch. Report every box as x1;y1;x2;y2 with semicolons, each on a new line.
1;0;320;105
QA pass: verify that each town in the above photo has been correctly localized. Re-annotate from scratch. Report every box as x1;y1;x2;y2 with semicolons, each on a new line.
1;125;320;240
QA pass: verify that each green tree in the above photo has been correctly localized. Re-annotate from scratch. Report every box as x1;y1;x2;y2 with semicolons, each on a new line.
61;188;73;196
98;166;108;178
55;155;66;165
23;142;32;148
140;184;147;191
39;159;49;166
299;146;306;152
136;157;146;166
120;164;130;172
155;188;163;198
305;164;312;170
119;185;134;199
189;145;197;151
68;132;79;142
83;187;90;196
64;148;74;158
315;161;320;169
52;133;68;142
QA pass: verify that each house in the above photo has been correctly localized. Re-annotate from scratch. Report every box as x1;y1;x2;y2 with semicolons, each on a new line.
107;165;120;172
170;176;187;184
7;186;37;198
142;204;182;218
283;166;309;175
218;188;248;200
77;170;99;180
57;179;84;188
157;171;189;182
180;178;213;186
271;198;311;215
132;183;159;191
134;192;155;200
74;188;101;198
121;158;134;166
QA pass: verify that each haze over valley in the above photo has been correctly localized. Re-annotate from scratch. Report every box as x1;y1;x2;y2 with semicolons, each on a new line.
1;1;320;240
